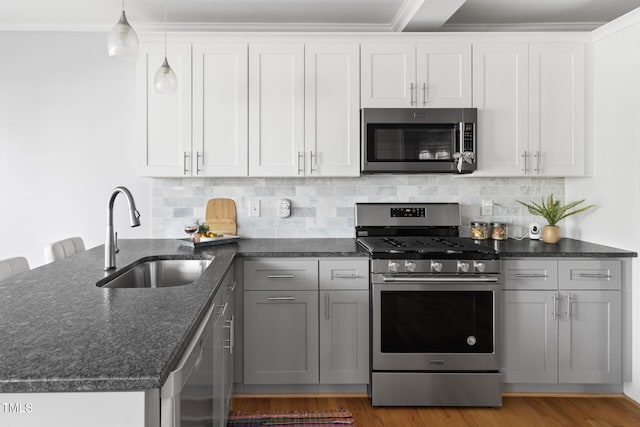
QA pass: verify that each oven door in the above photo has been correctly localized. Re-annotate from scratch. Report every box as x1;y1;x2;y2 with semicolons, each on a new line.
372;274;500;372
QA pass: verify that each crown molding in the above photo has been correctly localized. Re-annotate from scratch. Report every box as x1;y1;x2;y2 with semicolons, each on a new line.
439;22;603;32
0;21;395;33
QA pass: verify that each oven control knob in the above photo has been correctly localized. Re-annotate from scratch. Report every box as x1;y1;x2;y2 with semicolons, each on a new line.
405;261;417;272
431;261;443;273
388;261;400;273
457;261;470;273
474;261;486;273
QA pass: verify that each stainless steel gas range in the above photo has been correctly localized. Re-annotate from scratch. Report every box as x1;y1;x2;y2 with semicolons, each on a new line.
355;202;502;407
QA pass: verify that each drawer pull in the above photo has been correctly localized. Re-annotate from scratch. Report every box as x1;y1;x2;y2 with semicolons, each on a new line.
514;273;547;278
227;281;238;292
267;296;296;301
333;273;358;279
267;274;295;279
577;273;610;279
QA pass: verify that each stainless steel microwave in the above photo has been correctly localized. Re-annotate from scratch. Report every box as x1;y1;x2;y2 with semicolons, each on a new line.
361;108;477;174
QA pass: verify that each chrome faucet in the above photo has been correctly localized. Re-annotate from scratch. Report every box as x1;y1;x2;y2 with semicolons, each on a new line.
105;186;141;270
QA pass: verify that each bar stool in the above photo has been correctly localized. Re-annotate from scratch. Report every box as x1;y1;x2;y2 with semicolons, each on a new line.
44;237;86;263
0;256;30;281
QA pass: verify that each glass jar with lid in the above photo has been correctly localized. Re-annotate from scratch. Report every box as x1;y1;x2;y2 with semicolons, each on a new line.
490;222;507;240
470;222;489;240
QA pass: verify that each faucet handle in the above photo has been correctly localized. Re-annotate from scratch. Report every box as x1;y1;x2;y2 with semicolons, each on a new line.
114;232;120;254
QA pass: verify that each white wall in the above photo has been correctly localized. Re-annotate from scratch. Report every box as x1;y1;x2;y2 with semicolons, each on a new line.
565;8;640;402
0;32;151;268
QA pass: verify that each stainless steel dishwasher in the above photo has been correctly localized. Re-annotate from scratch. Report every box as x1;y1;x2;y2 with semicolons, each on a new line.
161;302;215;427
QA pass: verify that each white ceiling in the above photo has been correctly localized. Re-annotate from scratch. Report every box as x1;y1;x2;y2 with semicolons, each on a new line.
0;0;638;32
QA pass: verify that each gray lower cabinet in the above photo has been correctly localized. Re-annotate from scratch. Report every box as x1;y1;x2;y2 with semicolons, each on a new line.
502;259;622;385
243;289;319;384
319;259;369;384
212;269;236;427
243;257;369;386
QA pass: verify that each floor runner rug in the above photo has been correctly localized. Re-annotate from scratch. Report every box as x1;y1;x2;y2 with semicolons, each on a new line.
227;408;355;426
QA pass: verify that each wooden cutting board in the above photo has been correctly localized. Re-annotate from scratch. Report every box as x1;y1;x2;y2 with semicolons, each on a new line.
205;198;237;235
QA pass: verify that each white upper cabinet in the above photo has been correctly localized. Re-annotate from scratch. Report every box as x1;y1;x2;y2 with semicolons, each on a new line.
473;41;585;176
529;43;585;176
248;43;305;177
193;43;249;177
473;42;529;175
416;43;472;108
137;42;192;177
361;42;471;108
305;43;360;176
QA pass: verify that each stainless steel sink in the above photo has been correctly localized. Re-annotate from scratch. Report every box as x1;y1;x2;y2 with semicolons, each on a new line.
98;258;213;288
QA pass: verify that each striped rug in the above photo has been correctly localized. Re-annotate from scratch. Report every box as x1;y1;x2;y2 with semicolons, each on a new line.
226;408;355;426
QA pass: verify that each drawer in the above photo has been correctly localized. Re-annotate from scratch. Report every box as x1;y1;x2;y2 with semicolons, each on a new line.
319;258;369;290
503;259;558;290
243;259;318;290
559;260;622;290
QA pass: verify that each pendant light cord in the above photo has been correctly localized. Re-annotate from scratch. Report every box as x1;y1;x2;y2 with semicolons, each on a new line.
163;0;168;58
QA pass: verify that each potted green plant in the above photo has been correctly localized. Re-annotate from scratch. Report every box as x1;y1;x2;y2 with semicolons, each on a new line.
517;194;594;243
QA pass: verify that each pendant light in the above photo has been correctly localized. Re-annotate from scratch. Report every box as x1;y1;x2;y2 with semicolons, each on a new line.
107;0;139;61
154;0;177;94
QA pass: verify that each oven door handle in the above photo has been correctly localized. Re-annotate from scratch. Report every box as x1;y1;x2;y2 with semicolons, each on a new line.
381;275;499;283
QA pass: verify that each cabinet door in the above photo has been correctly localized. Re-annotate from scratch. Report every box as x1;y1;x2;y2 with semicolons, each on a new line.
305;43;360;177
473;43;529;176
193;43;248;177
558;291;622;384
361;43;416;107
244;290;319;384
248;43;305;176
137;43;192;177
529;43;585;176
416;42;471;108
319;290;369;384
502;290;558;383
222;273;236;425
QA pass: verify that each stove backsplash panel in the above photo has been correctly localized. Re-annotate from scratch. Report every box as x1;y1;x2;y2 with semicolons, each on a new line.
151;176;564;239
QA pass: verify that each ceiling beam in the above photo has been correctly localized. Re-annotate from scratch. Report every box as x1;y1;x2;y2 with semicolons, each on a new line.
391;0;426;32
402;0;467;31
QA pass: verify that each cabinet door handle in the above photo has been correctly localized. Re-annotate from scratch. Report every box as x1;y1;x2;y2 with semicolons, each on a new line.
410;82;416;106
552;292;559;320
196;151;203;174
514;273;547;278
565;293;572;321
534;150;541;174
297;151;304;175
325;293;330;320
215;302;228;317
227;281;237;292
183;151;190;175
521;151;529;174
578;273;611;279
267;296;296;301
310;150;317;174
223;316;234;354
267;274;295;279
422;82;427;106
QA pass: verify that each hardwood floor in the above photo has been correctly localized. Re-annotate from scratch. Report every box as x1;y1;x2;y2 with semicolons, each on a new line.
230;394;640;426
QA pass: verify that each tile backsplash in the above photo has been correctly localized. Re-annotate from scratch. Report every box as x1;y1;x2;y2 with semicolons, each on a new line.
151;176;564;239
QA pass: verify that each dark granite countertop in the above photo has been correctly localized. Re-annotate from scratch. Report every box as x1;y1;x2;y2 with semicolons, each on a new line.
471;237;637;258
0;236;632;394
0;238;365;393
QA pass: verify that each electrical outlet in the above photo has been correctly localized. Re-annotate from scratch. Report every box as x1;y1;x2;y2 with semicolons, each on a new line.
481;200;493;216
248;200;260;217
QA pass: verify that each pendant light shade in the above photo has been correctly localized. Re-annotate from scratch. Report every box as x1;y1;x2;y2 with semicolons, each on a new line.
155;0;177;94
155;57;178;94
107;4;138;61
